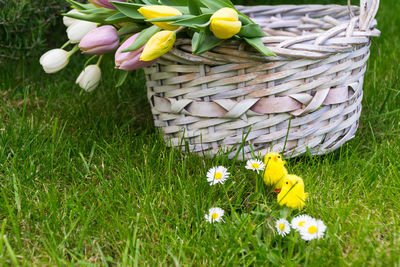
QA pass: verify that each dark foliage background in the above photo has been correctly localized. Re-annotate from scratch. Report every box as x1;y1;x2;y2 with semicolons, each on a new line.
0;0;69;63
0;0;347;63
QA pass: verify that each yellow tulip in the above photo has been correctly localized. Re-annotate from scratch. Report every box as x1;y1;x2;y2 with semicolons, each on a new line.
140;30;176;61
210;7;242;39
138;6;182;31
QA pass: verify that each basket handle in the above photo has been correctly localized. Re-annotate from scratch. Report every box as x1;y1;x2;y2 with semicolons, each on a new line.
358;0;379;31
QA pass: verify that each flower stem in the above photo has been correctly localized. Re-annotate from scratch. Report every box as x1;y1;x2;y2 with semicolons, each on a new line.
60;40;71;49
67;45;80;58
174;27;185;34
224;187;240;222
96;55;104;66
255;172;259;193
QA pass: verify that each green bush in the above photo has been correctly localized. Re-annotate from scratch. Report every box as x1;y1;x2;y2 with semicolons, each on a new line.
0;0;68;62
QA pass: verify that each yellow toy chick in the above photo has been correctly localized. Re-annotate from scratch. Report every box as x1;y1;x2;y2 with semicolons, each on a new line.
263;152;287;189
277;174;308;210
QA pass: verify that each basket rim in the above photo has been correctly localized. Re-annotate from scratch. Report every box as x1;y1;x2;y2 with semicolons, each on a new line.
160;3;379;62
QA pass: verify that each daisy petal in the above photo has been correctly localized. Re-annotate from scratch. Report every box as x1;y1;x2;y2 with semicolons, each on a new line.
206;166;230;185
275;218;291;236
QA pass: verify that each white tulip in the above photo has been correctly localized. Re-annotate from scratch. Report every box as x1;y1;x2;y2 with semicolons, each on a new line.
76;65;101;92
63;9;84;27
67;21;97;44
39;49;69;73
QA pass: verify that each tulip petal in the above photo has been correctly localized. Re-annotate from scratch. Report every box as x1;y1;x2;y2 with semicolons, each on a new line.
40;49;70;74
209;8;241;39
210;7;239;21
88;0;126;9
114;33;157;70
210;19;241;39
79;25;119;54
138;6;182;30
140;31;176;61
76;65;101;92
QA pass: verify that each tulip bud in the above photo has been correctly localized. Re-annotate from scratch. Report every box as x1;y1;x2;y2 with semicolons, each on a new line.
40;49;70;73
76;65;102;92
67;20;98;44
140;30;176;61
210;8;242;39
138;6;182;31
79;26;119;54
115;33;157;71
88;0;126;9
63;9;84;27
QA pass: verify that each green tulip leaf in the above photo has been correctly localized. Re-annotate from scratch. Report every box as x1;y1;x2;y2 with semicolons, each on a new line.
66;0;91;10
78;8;116;15
141;0;159;4
122;25;161;52
159;0;188;6
188;0;202;15
193;20;211;29
146;15;193;22
170;14;212;28
192;31;224;55
105;13;135;24
244;37;276;57
116;70;129;88
117;23;145;36
200;0;235;11
192;32;200;52
238;24;267;38
62;12;112;24
110;1;145;20
238;13;255;25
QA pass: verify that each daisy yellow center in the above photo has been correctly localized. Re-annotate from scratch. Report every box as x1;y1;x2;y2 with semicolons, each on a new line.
279;223;285;231
251;163;260;169
211;213;219;220
214;172;223;180
298;221;305;227
308;226;318;234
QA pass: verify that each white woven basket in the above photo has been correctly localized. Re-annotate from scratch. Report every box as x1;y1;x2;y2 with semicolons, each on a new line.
144;0;380;159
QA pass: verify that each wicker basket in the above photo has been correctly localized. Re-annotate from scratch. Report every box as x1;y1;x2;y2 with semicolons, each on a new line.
143;0;380;159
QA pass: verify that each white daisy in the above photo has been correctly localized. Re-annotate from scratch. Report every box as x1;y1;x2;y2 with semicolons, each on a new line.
291;215;313;232
205;207;224;223
300;219;327;241
275;218;291;236
206;166;229;185
245;159;265;173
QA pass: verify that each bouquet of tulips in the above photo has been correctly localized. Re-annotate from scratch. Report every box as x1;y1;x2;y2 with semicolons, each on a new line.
40;0;275;92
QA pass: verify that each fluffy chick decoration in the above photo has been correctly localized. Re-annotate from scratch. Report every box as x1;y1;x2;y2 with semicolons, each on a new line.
263;152;287;189
277;174;308;210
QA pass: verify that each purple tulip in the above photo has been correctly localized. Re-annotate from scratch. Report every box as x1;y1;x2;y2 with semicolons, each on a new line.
115;33;157;71
89;0;126;9
79;26;119;54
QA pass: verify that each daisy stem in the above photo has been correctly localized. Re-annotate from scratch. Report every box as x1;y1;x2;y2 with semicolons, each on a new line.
255;172;259;193
288;234;295;258
223;187;240;222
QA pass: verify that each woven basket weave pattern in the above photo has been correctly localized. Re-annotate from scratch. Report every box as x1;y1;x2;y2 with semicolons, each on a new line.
144;1;380;159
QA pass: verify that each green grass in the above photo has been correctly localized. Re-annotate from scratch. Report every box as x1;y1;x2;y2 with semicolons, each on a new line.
1;0;400;265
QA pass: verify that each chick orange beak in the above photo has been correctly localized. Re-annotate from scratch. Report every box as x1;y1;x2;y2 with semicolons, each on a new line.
273;155;278;162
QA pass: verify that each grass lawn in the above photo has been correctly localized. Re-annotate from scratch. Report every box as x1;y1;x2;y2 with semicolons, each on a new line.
1;0;400;265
